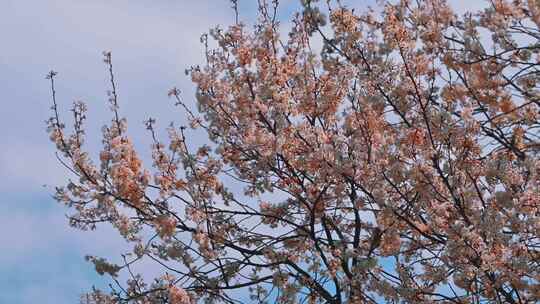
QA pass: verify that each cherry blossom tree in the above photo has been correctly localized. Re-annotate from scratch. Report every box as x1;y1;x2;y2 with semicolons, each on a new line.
46;0;540;303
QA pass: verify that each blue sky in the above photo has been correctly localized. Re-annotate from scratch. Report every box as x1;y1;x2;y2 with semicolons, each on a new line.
0;0;484;303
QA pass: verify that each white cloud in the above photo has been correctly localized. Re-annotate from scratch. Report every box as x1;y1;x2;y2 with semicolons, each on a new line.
0;197;127;265
0;143;67;190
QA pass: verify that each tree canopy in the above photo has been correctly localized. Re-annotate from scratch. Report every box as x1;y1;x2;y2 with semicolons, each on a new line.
47;0;540;303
